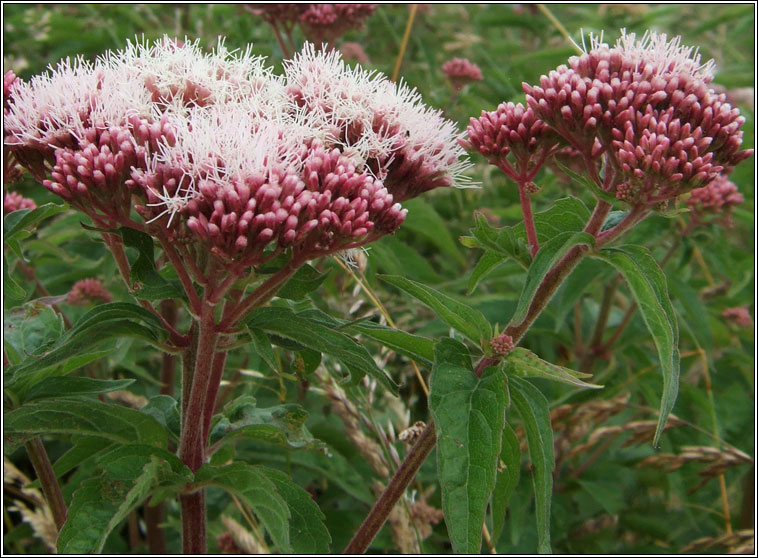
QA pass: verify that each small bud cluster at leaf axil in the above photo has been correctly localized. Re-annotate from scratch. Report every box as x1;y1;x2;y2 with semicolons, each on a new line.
490;332;515;357
462;30;752;209
3;38;470;273
66;278;113;306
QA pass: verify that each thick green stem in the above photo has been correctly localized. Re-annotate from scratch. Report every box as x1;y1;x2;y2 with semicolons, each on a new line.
25;438;67;531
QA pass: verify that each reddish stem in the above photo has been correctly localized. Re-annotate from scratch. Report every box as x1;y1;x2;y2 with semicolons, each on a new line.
518;181;539;257
25;438;67;531
202;351;228;443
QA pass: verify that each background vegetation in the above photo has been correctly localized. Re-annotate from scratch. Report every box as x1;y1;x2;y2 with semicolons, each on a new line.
3;4;754;554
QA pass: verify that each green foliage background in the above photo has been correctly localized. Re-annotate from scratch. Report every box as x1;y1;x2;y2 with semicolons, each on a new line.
3;4;754;554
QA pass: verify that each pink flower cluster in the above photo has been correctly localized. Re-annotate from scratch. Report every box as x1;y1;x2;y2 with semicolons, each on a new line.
722;307;753;329
521;31;752;205
490;332;515;357
463;30;752;210
3;38;468;273
462;102;559;181
441;58;483;92
66;278;113;306
687;175;744;227
4;191;36;213
246;4;377;45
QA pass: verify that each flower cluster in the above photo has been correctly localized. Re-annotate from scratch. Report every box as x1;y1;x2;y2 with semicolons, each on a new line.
4;191;36;213
722;307;753;329
513;29;752;206
490;332;515;357
441;58;483;92
66;278;113;306
687;174;744;226
462;102;559;182
3;38;469;273
246;4;377;46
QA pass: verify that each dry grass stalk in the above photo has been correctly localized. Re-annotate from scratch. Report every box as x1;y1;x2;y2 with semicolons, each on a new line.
219;515;267;554
639;445;753;492
398;421;427;446
371;481;444;553
571;514;619;538
681;528;754;554
567;417;686;460
320;374;391;478
4;457;58;552
106;389;148;409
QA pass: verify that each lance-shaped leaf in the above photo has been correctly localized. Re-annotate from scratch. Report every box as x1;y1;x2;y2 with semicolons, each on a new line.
491;423;521;542
461;212;530;269
514;197;591;242
3;202;67;244
509;377;554;554
277;264;331;301
380;275;492;344
194;463;292;552
430;338;508;553
4;398;167;452
468;250;507;294
259;467;331;553
592;245;679;446
510;231;595;327
58;445;190;553
24;377;135;401
211;396;321;450
506;347;603;389
349;321;435;365
6;303;165;391
244;307;398;394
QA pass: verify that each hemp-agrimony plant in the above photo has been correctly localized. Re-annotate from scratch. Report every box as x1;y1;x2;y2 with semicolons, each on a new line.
3;16;753;556
3;37;469;554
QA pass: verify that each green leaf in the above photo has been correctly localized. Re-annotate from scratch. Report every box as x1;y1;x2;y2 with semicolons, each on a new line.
277;264;331;301
430;338;508;553
212;396;321;450
592;245;679;447
120;227;185;300
667;277;713;352
244;307;398;394
194;463;292;552
465;212;530;268
491;424;520;542
468;251;506;294
517;197;592;241
57;445;190;553
349;321;435;365
52;436;114;480
3;202;67;244
380;275;492;344
259;467;331;553
24;377;135;401
4;398;167;452
3;255;26;302
509;231;595;327
506;347;603;389
509;377;554;554
247;327;279;371
6;302;165;390
140;395;181;443
401;198;466;264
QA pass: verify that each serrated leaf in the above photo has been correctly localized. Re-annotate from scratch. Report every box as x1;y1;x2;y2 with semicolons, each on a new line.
592;245;679;447
259;467;331;553
244;307;398;394
380;275;492;344
516;197;592;241
468;250;506;294
57;445;190;553
510;231;595;327
349;321;435;364
467;212;530;268
140;395;181;443
24;377;135;401
212;396;321;450
4;398;167;452
506;347;603;389
491;423;520;542
3;202;67;243
194;463;292;552
120;227;185;300
3;255;26;302
52;436;114;480
6;302;165;390
552;159;617;203
247;327;279;371
430;338;508;553
277;264;331;301
509;377;554;554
